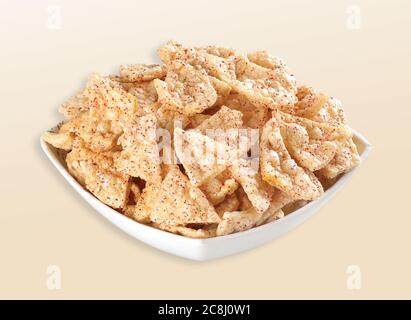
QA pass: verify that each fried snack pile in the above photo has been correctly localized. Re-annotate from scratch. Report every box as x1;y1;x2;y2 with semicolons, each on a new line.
43;41;361;238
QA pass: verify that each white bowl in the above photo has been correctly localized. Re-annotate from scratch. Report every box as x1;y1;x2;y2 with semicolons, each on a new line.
40;130;371;261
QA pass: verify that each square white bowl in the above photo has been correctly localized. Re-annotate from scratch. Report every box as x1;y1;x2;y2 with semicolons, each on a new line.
40;129;371;261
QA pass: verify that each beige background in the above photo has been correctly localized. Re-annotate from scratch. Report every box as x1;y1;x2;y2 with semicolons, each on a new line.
1;0;410;299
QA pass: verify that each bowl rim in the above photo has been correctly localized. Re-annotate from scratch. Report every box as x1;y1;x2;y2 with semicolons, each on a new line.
40;128;372;244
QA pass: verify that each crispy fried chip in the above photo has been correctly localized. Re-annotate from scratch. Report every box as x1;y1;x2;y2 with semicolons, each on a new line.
195;106;243;133
295;86;347;125
174;128;228;186
260;117;323;200
230;55;297;110
155;103;189;132
209;76;232;106
274;110;352;171
272;112;339;171
157;40;192;65
197;50;237;82
45;40;364;238
60;73;138;121
279;121;337;171
158;41;237;83
127;183;160;223
58;73;140;152
149;166;220;226
119;64;166;82
216;207;260;236
216;190;289;236
318;138;361;179
229;158;276;213
154;61;217;115
224;93;270;129
127;80;159;115
65;110;121;152
115;114;162;184
66;138;129;208
200;171;239;205
313;97;347;125
42;122;75;151
199;45;236;58
256;209;284;226
294;86;329;118
247;51;288;71
275;111;351;141
215;193;240;216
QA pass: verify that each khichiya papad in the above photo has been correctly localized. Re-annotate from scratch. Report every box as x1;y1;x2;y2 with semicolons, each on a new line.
42;41;361;238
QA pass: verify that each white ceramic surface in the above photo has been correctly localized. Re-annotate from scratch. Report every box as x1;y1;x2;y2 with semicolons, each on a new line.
40;130;371;261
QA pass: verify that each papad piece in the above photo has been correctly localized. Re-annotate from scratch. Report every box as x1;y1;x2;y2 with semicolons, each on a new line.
60;73;138;122
157;40;194;65
274;110;352;171
247;50;288;71
158;41;237;83
174;128;228;187
155;103;189;132
66;110;122;152
127;183;160;223
127;80;159;115
215;193;240;216
275;110;351;142
216;190;288;236
274;111;339;171
260;117;323;200
312;97;347;125
154;61;217;115
230;55;297;110
295;86;347;125
200;171;239;205
209;76;232;106
119;64;166;82
216;207;260;236
195;106;243;133
149;166;220;227
294;86;329;118
318;138;361;179
197;50;237;83
255;209;284;226
199;45;236;58
224;93;270;129
229;158;275;213
115;114;162;184
66;138;130;208
42;121;75;151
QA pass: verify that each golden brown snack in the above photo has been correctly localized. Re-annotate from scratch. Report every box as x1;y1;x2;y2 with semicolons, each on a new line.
43;40;362;238
260;117;324;200
195;106;243;133
230;55;297;110
66;139;129;208
115;114;162;184
149;166;221;227
154;61;217;115
119;64;166;82
174;128;228;187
